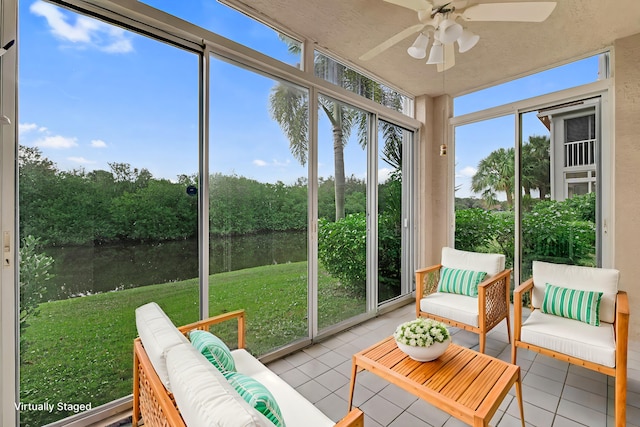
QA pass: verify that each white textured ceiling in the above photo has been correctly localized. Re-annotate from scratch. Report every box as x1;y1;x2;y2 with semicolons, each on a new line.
224;0;640;97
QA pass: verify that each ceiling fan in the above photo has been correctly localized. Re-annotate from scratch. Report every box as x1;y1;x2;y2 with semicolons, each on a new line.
360;1;557;71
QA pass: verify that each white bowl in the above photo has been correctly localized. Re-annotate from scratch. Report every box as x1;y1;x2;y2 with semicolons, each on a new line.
395;337;451;362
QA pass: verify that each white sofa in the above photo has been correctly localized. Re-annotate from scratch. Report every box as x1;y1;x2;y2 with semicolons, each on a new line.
133;302;363;427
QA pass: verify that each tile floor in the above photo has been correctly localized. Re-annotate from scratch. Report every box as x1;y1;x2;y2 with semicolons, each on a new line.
266;303;640;427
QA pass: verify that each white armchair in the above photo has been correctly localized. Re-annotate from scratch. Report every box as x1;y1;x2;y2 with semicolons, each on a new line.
512;261;629;427
415;247;511;353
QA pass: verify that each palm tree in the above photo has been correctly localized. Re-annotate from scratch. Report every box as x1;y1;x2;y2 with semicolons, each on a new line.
269;44;404;220
471;147;515;208
269;83;359;220
522;135;550;200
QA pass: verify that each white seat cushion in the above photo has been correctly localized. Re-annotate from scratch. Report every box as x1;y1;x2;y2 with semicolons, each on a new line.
167;344;269;427
135;302;189;391
233;349;334;427
419;292;479;327
531;261;619;323
441;247;505;278
521;310;616;368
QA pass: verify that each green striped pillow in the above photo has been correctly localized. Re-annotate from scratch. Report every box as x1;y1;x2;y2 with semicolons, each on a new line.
189;330;236;373
437;267;487;297
541;283;603;326
223;372;286;427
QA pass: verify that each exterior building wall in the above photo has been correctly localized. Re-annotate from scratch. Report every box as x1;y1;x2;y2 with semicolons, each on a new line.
614;32;640;341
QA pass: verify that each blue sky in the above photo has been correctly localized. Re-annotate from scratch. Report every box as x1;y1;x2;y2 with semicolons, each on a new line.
18;0;600;197
453;56;600;198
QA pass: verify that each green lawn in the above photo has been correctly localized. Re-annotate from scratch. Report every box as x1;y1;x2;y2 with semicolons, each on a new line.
19;261;364;427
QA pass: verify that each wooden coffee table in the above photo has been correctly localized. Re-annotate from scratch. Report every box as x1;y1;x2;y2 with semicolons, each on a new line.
348;337;524;427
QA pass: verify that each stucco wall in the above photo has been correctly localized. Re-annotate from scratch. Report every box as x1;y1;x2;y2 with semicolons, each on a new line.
415;94;451;268
614;33;640;341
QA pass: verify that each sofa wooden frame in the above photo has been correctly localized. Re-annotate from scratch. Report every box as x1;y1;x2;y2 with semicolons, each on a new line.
133;309;364;426
512;279;629;427
416;265;512;353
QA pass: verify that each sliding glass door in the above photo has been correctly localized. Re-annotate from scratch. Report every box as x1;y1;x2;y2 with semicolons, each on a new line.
316;95;370;330
11;4;418;425
521;99;600;281
208;56;309;354
18;4;199;425
454;116;516;272
377;120;412;304
453;98;603;288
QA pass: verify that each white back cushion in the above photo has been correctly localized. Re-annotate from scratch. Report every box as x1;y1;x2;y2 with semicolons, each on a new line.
441;247;505;277
532;261;619;323
166;343;268;427
135;302;189;391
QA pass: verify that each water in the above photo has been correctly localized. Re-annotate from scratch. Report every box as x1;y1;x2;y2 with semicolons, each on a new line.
42;231;307;300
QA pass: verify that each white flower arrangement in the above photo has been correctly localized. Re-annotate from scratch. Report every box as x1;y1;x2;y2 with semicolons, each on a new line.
393;318;450;347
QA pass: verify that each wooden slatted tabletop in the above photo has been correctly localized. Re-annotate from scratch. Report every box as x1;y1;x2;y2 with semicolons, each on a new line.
348;337;524;427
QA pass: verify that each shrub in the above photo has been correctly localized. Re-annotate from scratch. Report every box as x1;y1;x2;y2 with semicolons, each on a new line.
378;212;402;290
454;193;596;278
522;198;595;269
318;212;402;296
454;208;497;252
318;214;367;295
19;235;55;352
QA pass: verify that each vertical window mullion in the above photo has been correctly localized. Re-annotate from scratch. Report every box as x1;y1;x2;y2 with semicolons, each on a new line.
199;49;210;320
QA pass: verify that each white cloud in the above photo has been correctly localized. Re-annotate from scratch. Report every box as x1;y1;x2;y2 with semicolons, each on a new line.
457;166;477;178
253;159;290;168
34;135;78;149
91;139;107;148
30;1;133;53
378;167;393;183
271;159;290;167
68;156;96;164
18;123;38;135
101;28;133;53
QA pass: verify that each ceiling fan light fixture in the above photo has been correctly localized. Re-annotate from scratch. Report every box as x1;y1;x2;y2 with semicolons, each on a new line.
426;40;444;64
407;33;429;59
436;18;463;44
457;28;480;53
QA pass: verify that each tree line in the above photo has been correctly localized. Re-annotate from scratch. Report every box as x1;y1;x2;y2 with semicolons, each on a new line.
19;146;382;247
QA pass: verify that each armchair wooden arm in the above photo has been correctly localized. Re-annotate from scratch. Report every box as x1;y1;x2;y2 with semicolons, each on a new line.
133;338;186;427
616;291;630;341
415;264;442;317
478;269;512;340
513;278;534;296
335;408;364;427
615;291;629;426
177;309;246;349
512;278;533;349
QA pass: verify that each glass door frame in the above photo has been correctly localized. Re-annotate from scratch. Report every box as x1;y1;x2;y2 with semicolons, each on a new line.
1;0;18;424
0;1;421;423
450;79;613;286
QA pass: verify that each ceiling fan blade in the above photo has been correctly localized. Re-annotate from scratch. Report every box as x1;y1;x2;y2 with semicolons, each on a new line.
461;2;557;22
433;0;467;9
359;23;426;61
437;43;455;72
383;0;432;12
